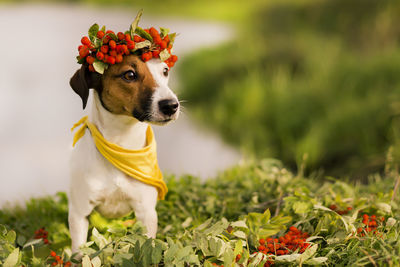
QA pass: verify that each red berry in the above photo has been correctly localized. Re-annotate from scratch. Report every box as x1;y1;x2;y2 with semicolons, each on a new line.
97;30;105;39
109;50;117;57
96;51;104;60
149;27;159;38
259;239;266;245
258;245;266;251
79;45;89;58
100;45;109;54
109;40;117;50
78;45;83;51
107;56;116;65
144;28;150;33
81;36;91;46
134;35;141;42
171;55;178;62
50;251;56;257
329;205;337;210
371;215;376;220
235;254;241;262
152;50;160;58
120;44;128;54
106;30;114;35
103;37;109;44
154;36;162;44
51;262;57;266
160;41;167;49
116;44;123;53
164;35;170;43
117;32;125;41
347;207;353;211
88;64;95;72
86;56;95;65
127;40;135;50
125;34;131;41
115;54;123;63
363;214;369;220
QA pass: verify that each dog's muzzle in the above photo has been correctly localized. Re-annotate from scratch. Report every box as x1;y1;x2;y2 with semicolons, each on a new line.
158;99;179;116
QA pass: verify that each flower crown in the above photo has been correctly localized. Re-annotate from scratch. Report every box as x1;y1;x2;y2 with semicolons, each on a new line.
76;10;178;74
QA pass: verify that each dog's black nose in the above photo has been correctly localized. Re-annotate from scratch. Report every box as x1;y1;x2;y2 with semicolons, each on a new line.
158;99;179;116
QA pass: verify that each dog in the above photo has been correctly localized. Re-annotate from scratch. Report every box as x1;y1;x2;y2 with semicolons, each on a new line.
68;54;179;253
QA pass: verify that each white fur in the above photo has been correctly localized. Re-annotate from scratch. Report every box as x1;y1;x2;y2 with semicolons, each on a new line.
147;59;180;123
68;59;178;253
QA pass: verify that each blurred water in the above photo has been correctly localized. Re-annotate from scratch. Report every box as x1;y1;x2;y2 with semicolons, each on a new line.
0;4;241;207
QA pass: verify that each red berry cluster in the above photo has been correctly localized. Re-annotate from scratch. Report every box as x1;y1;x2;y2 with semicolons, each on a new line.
357;214;385;237
329;204;353;215
256;226;310;266
140;27;178;68
49;251;71;266
77;25;178;73
34;227;49;244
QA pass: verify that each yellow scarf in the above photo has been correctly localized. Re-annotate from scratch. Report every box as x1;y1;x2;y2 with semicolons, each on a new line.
71;116;167;200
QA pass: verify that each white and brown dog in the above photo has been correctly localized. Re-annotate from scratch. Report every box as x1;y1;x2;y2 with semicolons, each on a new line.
68;55;179;253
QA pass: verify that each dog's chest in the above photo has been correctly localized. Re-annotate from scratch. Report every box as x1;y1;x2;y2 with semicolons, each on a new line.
70;132;157;218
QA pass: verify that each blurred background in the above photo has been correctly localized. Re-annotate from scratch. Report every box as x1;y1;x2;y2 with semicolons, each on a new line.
0;0;399;206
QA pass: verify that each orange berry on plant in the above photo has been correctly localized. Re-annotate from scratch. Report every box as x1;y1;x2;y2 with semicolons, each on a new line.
100;45;109;54
81;36;91;46
115;54;123;63
86;56;95;65
97;30;105;39
117;32;125;40
109;40;117;50
127;41;135;50
160;41;167;49
79;46;89;58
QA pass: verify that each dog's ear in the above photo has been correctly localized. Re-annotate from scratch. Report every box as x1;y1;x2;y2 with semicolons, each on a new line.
70;64;102;109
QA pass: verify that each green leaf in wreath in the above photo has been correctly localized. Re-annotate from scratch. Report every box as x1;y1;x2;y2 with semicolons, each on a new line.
159;49;171;62
159;27;170;38
106;32;118;41
130;9;143;39
135;40;152;50
135;27;153;42
168;32;176;45
93;60;108;74
88;23;99;42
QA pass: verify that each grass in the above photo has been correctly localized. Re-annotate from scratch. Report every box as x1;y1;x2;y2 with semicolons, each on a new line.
1;158;400;266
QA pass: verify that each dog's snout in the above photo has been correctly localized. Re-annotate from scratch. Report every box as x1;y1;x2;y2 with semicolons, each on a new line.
158;99;179;116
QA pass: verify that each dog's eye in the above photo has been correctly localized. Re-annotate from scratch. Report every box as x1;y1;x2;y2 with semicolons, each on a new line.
122;70;137;82
163;67;169;77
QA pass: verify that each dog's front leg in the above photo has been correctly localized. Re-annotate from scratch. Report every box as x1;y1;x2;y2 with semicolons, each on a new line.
68;201;94;254
131;199;158;238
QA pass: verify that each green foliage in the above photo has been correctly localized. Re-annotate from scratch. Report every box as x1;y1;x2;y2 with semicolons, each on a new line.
179;0;400;178
1;160;400;265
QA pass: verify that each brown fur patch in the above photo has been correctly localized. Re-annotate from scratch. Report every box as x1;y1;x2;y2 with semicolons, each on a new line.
100;55;157;119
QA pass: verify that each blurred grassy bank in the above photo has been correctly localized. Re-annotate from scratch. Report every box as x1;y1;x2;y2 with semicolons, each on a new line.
180;0;400;178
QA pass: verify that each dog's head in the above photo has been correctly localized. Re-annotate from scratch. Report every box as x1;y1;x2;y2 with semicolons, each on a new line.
70;54;180;124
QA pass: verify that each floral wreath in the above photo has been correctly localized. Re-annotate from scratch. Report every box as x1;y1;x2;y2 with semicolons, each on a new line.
76;10;178;74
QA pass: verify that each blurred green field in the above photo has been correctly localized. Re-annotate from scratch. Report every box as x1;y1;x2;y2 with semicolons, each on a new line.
179;0;400;178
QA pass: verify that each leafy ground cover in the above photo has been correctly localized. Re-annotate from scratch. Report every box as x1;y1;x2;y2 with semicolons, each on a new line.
1;158;400;266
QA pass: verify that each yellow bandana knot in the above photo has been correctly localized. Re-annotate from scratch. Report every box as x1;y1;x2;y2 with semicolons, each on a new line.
71;116;167;200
